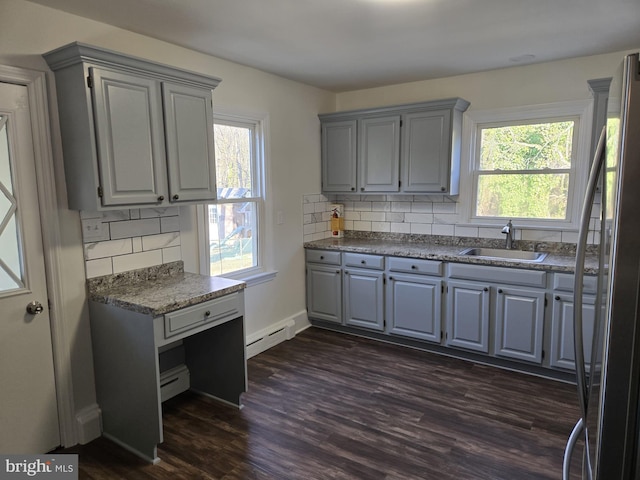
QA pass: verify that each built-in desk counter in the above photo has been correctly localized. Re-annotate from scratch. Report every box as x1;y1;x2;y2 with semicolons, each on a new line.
87;261;246;464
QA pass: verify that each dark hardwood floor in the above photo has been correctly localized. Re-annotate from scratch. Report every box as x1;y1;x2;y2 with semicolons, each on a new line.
61;327;581;479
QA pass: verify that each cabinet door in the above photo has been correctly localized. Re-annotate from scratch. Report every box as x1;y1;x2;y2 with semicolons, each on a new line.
306;264;342;324
494;287;545;363
446;281;490;353
358;116;400;193
321;120;357;193
550;294;597;370
163;83;217;203
90;67;167;206
387;273;441;343
401;110;451;193
344;268;384;331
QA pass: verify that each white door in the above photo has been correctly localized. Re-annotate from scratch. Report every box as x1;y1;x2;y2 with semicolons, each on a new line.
0;82;60;453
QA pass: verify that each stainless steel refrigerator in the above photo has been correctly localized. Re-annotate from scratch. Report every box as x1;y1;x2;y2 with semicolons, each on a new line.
563;53;640;479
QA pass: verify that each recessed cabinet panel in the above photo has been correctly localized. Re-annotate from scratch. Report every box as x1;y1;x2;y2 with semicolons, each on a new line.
401;110;450;193
91;68;167;206
446;281;490;353
550;294;597;370
494;287;545;363
163;83;217;202
359;116;400;193
321;120;357;192
306;264;342;324
387;274;441;343
344;269;384;331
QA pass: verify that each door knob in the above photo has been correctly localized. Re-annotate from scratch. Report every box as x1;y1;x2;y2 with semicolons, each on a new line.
26;301;44;315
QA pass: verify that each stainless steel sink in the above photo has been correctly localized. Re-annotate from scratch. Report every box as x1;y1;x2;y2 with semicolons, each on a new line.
458;247;548;263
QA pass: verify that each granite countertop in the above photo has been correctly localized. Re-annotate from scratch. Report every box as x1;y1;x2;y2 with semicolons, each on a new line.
88;261;246;316
304;234;600;275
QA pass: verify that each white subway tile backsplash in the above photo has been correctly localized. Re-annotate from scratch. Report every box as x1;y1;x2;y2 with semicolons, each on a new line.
353;221;372;231
361;211;386;222
160;216;180;233
455;226;479;238
405;213;434;224
345;211;361;221
411;202;433;213
132;237;143;253
371;202;391;212
84;239;132;260
110;218;160;240
303;203;316;215
142;232;180;251
391;202;412;212
410;223;432;235
162;246;182;263
140;207;179;218
85;258;113;278
385;212;405;223
354;201;372;211
433;203;457;214
521;229;562;243
112;250;163;274
390;222;411;233
102;210;130;222
371;222;391;232
130;209;140;220
431;224;455;236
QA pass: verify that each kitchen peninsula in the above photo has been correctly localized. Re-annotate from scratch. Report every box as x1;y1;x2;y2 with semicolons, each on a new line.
87;261;246;463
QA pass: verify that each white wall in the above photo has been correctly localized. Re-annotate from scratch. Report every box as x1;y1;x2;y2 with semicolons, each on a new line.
0;0;335;443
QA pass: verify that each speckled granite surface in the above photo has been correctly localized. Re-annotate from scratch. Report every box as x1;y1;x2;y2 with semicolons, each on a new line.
304;233;600;274
88;261;246;316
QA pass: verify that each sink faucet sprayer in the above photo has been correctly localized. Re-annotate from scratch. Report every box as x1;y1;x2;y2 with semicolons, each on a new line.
502;220;515;249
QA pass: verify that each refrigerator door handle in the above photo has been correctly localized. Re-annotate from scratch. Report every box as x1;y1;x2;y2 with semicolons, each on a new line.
563;418;586;480
573;125;607;419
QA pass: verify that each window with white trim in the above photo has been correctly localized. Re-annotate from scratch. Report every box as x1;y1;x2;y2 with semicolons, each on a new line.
205;113;264;277
465;102;591;228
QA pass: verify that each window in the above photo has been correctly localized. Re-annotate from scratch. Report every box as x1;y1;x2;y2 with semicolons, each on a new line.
204;113;265;277
465;101;591;228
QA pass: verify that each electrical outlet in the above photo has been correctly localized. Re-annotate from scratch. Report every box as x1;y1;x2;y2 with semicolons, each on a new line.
276;210;285;225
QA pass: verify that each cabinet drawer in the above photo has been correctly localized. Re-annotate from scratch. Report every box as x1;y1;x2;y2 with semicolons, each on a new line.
344;253;385;270
164;293;240;339
448;263;546;288
553;273;598;294
306;250;341;265
388;257;442;276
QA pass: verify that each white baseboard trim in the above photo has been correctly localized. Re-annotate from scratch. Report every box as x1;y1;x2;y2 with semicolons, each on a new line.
246;310;310;359
75;403;102;445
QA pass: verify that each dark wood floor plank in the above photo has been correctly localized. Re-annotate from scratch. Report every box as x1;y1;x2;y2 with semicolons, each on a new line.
58;327;579;479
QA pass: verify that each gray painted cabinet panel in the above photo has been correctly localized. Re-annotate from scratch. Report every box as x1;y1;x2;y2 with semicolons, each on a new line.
344;268;384;331
321;120;357;192
446;280;490;353
550;293;597;370
43;42;221;210
401;110;450;193
163;82;217;202
306;263;342;324
494;287;545;363
387;273;441;343
358;116;400;193
91;68;168;206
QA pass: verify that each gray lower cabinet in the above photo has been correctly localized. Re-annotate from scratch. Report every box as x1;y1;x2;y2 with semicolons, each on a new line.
306;263;342;324
342;253;385;331
43;42;220;210
318;98;470;195
494;286;545;363
550;293;597;370
445;280;490;353
306;250;342;324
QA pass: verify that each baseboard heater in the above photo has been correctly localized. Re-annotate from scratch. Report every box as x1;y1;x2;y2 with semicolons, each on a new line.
159;364;190;402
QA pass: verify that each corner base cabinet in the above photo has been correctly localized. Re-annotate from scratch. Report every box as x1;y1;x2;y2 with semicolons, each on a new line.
43;42;220;210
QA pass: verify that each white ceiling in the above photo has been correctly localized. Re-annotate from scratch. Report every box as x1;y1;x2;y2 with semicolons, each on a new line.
27;0;640;92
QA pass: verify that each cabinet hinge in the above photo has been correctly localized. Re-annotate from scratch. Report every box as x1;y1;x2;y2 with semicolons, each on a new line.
441;285;444;294
400;119;403;127
440;330;443;340
542;349;545;360
97;185;103;197
383;275;386;285
399;179;402;188
544;297;548;307
87;75;93;88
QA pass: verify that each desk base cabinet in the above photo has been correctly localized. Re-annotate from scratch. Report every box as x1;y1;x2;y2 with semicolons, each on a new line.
89;291;246;464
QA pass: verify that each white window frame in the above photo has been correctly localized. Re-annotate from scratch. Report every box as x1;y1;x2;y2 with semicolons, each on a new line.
196;108;276;286
460;100;593;230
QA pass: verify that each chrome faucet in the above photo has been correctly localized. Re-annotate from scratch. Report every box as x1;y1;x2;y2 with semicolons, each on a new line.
502;220;515;249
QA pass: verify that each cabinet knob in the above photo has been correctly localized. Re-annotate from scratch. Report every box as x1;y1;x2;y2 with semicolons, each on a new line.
360;187;365;192
361;260;366;264
483;287;489;292
411;265;417;270
320;256;324;260
498;289;503;294
389;276;393;281
204;310;211;317
440;187;446;192
157;195;164;201
173;194;179;200
336;270;340;274
351;187;355;191
555;295;561;301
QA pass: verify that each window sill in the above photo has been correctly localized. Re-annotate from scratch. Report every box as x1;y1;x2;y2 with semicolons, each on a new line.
221;269;278;287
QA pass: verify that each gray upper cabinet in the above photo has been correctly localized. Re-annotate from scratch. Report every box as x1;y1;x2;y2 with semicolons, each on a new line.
358;115;401;193
43;42;220;210
321;120;357;192
319;98;469;195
